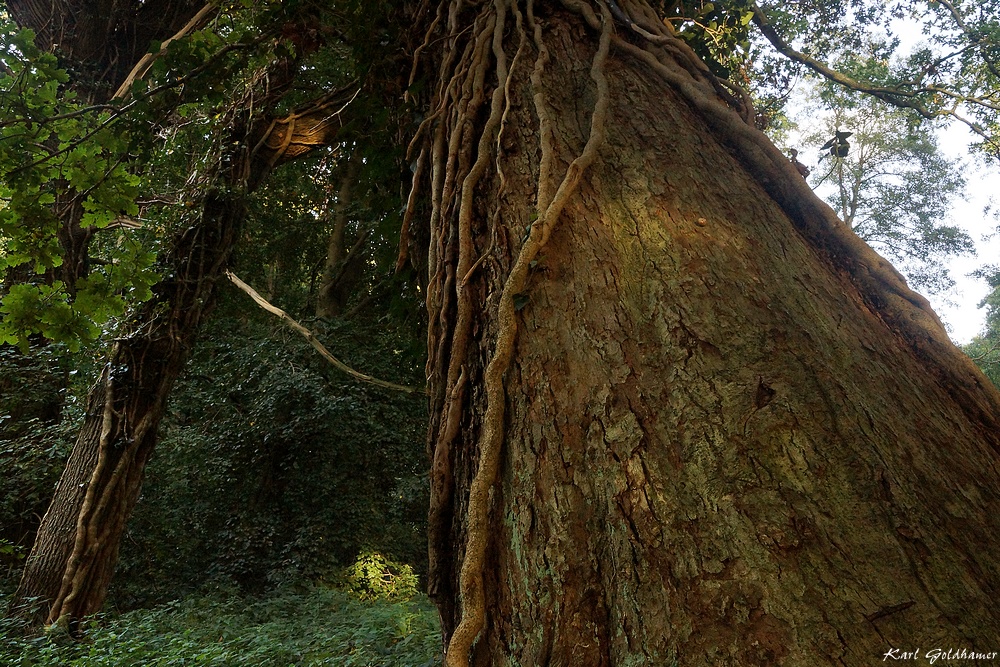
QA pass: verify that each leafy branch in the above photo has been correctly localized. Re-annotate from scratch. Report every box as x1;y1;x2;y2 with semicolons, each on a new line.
750;1;1000;155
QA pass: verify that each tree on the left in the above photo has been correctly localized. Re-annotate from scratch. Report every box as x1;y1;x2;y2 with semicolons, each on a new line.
1;0;361;629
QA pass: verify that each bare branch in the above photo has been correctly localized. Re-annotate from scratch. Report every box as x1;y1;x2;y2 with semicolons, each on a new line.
968;336;1000;362
225;270;425;395
112;3;219;101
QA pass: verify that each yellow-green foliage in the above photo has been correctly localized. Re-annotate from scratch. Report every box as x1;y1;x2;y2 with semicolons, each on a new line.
344;552;420;602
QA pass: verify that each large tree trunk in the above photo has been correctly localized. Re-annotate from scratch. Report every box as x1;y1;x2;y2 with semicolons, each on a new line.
415;2;1000;665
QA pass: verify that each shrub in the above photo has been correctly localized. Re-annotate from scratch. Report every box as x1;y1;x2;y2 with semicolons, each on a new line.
343;552;420;602
111;312;428;606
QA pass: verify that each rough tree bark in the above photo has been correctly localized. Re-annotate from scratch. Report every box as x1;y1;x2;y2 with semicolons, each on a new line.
10;60;355;629
411;1;1000;665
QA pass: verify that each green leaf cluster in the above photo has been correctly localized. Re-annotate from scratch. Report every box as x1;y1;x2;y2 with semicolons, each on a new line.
965;267;1000;388
0;2;301;350
342;552;420;602
0;16;154;347
656;0;757;78
751;0;1000;154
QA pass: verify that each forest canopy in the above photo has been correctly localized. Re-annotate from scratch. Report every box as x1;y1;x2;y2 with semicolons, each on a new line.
0;0;997;349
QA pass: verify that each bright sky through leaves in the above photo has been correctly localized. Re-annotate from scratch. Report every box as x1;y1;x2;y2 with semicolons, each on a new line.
890;16;1000;345
786;15;1000;344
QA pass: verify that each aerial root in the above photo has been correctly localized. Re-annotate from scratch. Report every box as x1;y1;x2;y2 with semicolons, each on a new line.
528;0;555;213
439;1;514;663
418;0;511;654
46;366;117;627
396;144;428;273
443;3;612;666
462;1;528;285
411;1;615;664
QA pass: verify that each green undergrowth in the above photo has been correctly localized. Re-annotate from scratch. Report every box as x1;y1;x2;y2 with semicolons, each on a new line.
0;586;442;666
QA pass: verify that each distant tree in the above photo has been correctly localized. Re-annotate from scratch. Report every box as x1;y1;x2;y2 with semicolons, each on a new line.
965;267;1000;387
795;65;974;293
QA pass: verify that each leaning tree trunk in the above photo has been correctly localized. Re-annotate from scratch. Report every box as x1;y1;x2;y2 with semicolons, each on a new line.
10;75;353;629
412;2;1000;665
11;190;245;629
